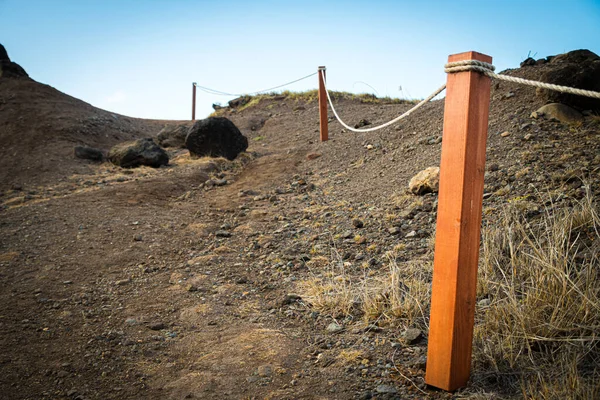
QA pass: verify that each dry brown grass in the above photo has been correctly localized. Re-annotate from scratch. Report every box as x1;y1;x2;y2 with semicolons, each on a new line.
473;190;600;398
297;249;432;328
299;188;599;398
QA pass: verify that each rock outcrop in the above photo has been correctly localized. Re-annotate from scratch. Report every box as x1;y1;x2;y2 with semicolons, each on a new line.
0;43;29;79
537;49;600;112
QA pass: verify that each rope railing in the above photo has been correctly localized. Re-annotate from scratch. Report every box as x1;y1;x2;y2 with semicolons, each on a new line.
322;71;446;133
195;72;318;97
444;60;600;99
321;60;600;134
324;79;447;133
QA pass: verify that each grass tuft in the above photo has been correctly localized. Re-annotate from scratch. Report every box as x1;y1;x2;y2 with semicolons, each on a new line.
473;189;600;397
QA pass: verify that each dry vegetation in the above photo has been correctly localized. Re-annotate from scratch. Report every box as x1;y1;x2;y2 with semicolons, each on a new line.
473;189;600;398
298;187;600;399
211;90;419;116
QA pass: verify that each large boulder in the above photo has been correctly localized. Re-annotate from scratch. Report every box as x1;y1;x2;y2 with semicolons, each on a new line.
0;43;29;79
537;49;600;112
108;138;168;168
185;117;248;160
409;167;440;195
156;124;190;148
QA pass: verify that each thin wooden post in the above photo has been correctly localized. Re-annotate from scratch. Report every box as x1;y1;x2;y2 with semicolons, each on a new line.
318;66;328;142
425;51;492;392
192;82;197;121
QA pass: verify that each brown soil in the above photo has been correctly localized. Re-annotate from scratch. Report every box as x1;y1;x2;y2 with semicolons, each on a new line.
0;60;599;400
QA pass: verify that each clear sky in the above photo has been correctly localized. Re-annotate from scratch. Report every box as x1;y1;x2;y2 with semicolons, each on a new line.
1;0;599;120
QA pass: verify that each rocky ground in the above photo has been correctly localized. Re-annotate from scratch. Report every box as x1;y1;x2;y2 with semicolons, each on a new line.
1;50;599;399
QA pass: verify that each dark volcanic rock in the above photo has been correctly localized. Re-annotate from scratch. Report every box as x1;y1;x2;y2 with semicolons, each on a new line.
156;124;190;148
185;117;248;160
108;138;168;168
520;57;536;67
0;44;8;61
74;146;104;161
228;96;251;109
537;49;600;112
0;43;29;79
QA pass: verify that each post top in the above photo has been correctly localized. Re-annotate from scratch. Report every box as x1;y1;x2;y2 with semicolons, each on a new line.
448;51;492;64
318;66;326;71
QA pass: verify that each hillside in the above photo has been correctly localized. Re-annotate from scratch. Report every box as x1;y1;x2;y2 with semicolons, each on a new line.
0;49;599;400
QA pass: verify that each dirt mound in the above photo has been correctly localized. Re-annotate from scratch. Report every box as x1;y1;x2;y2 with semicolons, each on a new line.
0;73;179;191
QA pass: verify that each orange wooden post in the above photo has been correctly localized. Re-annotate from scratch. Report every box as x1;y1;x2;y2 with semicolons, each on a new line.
425;51;492;391
318;66;328;141
192;82;197;121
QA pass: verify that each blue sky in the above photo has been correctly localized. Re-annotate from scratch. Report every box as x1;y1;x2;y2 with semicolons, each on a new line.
1;0;599;120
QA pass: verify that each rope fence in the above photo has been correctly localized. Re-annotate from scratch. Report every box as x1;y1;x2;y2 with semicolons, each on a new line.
192;58;600;127
321;60;600;134
195;72;317;97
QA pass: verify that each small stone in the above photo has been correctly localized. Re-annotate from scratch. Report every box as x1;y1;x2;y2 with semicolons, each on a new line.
478;298;491;307
306;153;321;160
365;144;374;150
352;219;364;229
186;284;198;292
375;384;398;394
214;179;228;186
488;163;499;172
523;133;533;141
215;230;232;238
405;230;417;238
388;227;401;235
326;323;343;333
403;328;422;344
281;294;302;306
530;111;540;119
257;364;273;377
500;131;510;137
342;230;354;239
408;167;439;195
520;123;532;130
133;234;143;242
115;278;131;286
148;322;166;331
356;119;371;129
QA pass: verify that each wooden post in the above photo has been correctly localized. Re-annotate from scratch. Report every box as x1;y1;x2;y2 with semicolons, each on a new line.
192;82;197;121
318;66;328;142
425;51;492;392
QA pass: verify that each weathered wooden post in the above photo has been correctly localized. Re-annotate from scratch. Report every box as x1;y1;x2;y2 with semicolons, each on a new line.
192;82;197;121
318;66;328;142
425;51;492;391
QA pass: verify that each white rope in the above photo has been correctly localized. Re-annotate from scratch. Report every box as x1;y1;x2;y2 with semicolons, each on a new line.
445;60;600;99
195;72;318;97
322;74;447;133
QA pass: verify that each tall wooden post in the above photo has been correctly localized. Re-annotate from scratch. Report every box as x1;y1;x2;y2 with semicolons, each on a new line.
318;66;328;142
425;51;492;392
192;82;197;121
